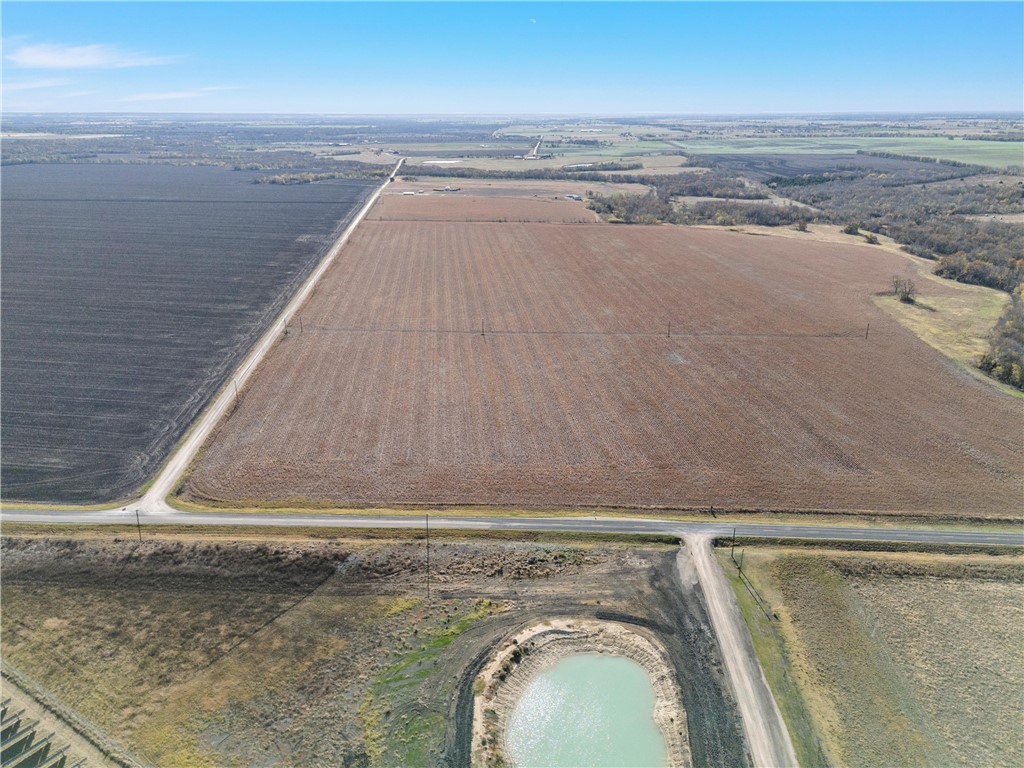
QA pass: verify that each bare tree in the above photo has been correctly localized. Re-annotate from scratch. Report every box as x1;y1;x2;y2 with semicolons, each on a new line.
892;275;917;303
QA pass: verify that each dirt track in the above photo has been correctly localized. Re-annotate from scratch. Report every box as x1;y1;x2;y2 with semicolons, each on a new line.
684;535;797;767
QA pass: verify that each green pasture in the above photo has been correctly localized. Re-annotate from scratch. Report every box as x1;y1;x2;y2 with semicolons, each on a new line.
671;136;1023;168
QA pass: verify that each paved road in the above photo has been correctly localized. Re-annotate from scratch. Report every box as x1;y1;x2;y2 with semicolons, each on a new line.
2;508;1021;547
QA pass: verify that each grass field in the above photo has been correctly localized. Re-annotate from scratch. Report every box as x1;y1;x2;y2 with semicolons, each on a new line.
718;545;1024;768
183;198;1022;516
672;136;1024;168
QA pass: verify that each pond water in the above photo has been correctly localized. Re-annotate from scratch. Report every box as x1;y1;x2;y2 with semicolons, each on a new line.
504;653;668;768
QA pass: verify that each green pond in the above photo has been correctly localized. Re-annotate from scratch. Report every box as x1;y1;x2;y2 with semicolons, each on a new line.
504;653;668;768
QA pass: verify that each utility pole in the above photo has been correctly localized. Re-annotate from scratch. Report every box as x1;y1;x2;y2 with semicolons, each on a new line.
135;509;143;543
865;322;870;340
668;320;671;338
425;513;430;602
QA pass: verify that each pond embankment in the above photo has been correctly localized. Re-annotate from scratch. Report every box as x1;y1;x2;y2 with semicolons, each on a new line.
471;618;692;768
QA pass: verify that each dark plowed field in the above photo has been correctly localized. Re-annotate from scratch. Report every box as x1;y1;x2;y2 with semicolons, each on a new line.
185;219;1023;516
1;164;375;503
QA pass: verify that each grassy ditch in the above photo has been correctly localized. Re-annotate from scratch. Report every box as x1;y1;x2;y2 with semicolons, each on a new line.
715;550;828;768
716;543;1024;768
0;522;680;548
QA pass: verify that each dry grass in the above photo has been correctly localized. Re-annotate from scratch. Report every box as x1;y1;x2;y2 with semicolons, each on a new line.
1;532;714;767
724;546;1024;768
873;268;1017;396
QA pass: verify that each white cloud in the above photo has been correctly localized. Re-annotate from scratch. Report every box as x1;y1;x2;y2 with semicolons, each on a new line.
1;78;73;91
5;43;178;69
121;86;238;103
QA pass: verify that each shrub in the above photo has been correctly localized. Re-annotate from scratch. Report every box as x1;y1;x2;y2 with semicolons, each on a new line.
892;276;917;303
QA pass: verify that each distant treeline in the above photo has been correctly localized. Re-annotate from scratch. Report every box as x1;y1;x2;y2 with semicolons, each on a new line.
402;161;643;180
855;149;995;170
585;170;773;224
962;135;1024;143
778;167;1024;292
254;167;392;184
588;192;806;227
766;172;859;188
757;156;1024;389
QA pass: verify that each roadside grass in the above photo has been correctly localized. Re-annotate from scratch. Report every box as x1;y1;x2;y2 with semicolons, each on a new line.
0;500;136;512
0;582;303;766
166;491;1024;528
0;523;682;548
713;549;827;768
718;545;1024;768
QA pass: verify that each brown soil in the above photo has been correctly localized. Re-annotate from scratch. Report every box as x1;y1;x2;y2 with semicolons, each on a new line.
184;215;1022;517
389;178;647;197
374;192;598;223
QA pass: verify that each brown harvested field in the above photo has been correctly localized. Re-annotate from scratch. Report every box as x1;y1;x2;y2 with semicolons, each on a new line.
183;215;1023;516
389;178;649;197
373;192;598;223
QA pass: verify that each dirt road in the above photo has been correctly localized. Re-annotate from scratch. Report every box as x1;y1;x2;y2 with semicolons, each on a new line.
682;535;798;767
136;159;403;513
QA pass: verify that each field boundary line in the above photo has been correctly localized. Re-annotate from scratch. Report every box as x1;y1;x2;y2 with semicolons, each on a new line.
298;325;876;340
136;160;403;513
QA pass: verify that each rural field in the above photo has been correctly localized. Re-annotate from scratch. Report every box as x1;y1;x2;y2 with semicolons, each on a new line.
0;528;744;768
1;164;376;504
374;190;598;223
718;543;1024;768
671;135;1024;169
183;196;1022;517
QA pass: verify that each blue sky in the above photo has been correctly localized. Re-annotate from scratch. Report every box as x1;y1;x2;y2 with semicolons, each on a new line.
2;2;1022;114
